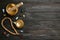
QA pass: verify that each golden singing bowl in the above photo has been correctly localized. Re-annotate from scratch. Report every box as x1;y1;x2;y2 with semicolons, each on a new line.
6;2;23;16
14;19;24;28
6;3;18;16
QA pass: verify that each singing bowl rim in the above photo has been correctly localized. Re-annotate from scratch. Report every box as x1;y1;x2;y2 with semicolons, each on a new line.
6;3;18;16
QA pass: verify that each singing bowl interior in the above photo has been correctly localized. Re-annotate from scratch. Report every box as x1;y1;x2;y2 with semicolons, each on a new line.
6;3;18;16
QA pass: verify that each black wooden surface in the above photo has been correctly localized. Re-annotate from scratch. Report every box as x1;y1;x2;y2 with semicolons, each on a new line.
0;0;60;40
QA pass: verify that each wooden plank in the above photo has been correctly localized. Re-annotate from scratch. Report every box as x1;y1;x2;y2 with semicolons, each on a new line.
1;0;60;40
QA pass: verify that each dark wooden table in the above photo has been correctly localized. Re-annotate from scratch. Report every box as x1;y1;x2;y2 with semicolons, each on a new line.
0;0;60;40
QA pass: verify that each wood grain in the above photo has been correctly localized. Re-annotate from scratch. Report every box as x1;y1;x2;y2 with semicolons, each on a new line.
0;0;60;40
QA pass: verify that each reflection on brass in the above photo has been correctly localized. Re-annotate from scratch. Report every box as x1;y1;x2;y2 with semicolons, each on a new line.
1;17;19;35
6;2;23;16
14;19;24;28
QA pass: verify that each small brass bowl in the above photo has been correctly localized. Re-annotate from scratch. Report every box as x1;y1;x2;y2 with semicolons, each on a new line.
14;19;24;28
6;3;18;16
6;2;23;16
